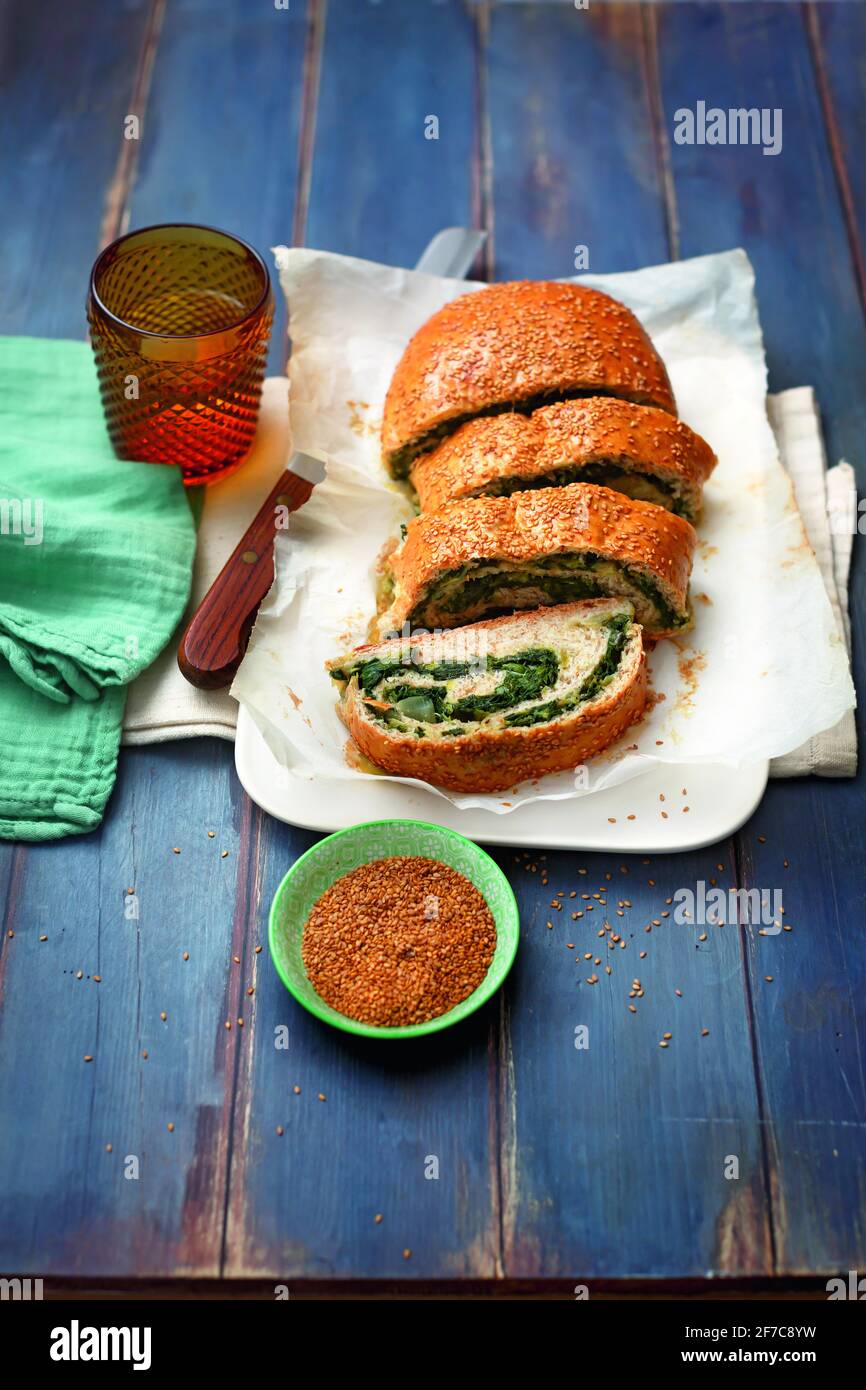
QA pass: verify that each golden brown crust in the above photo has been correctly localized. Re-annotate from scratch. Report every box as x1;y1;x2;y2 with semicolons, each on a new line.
382;482;696;637
410;397;716;516
341;639;647;793
382;281;677;473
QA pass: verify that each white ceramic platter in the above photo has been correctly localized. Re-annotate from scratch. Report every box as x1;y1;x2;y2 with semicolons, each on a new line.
235;706;769;852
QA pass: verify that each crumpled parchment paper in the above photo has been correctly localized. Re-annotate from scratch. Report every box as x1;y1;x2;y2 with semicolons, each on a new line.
231;247;855;813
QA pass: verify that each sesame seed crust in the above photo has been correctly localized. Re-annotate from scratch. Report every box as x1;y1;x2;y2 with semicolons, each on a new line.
382;281;677;472
409;397;717;517
381;483;696;637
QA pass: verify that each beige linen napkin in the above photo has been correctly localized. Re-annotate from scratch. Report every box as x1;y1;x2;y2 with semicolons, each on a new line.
121;376;290;744
123;380;857;779
767;388;857;777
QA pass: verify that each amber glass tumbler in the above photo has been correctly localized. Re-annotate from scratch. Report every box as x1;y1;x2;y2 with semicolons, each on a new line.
88;224;274;485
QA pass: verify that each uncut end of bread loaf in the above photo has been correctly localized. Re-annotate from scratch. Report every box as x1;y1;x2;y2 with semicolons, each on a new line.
382;280;676;477
328;601;647;794
409;396;717;520
377;482;696;640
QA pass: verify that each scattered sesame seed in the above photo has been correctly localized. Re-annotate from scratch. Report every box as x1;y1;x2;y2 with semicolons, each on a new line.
167;1123;175;1133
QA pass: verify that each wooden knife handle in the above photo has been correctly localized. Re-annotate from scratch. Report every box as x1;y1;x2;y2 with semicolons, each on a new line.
177;469;314;689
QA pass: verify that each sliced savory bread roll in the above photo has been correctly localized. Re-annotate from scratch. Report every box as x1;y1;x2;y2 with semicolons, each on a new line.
382;281;676;478
410;397;716;521
328;600;646;793
377;483;696;639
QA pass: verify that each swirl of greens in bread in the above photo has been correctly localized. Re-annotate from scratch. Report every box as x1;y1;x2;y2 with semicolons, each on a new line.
377;482;695;640
328;600;647;793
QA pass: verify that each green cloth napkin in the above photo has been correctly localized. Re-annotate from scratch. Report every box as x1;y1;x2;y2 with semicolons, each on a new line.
0;337;196;840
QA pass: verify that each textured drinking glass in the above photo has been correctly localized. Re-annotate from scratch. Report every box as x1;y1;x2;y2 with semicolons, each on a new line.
88;224;273;485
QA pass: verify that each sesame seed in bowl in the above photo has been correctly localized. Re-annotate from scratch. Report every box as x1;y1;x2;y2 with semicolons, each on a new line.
268;819;520;1039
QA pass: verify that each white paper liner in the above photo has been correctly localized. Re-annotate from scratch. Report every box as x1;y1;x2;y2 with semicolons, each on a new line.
231;247;855;814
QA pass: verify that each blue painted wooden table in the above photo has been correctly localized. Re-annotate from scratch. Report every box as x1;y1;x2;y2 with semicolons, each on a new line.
1;0;864;1291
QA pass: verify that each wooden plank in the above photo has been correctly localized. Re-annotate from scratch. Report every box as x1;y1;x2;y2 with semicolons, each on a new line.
486;2;769;1278
486;1;670;280
656;0;866;1274
305;0;477;267
0;0;154;337
738;784;866;1273
500;845;771;1278
124;0;311;370
0;0;309;1277
655;0;866;470
0;741;250;1276
221;0;499;1280
811;3;866;312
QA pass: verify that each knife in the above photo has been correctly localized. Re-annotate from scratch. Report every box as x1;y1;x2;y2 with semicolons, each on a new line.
177;227;486;690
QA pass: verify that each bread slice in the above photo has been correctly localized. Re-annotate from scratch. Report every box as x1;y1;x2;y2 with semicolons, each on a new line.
377;482;695;639
328;600;647;793
382;281;676;478
410;397;716;521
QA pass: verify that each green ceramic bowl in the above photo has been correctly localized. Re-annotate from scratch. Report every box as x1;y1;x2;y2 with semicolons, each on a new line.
268;819;520;1039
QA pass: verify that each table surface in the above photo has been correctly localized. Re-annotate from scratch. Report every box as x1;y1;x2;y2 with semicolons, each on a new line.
1;0;865;1290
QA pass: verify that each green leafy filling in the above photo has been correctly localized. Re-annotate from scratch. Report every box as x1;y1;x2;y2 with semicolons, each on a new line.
478;460;688;517
333;615;633;732
505;614;630;727
362;648;559;728
389;387;666;477
413;552;683;631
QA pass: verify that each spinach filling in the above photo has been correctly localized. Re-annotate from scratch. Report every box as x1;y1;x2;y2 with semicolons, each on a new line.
475;460;687;517
389;387;665;477
334;616;632;733
505;614;630;727
411;553;684;632
355;649;559;729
